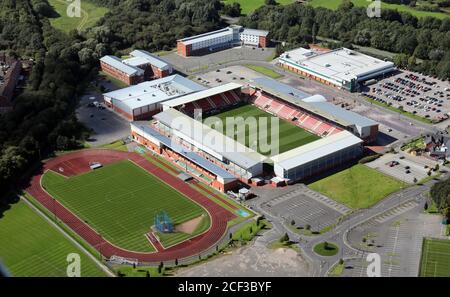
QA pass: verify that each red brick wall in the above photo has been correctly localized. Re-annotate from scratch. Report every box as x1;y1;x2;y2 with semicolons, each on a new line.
100;61;144;85
259;36;268;48
177;41;191;57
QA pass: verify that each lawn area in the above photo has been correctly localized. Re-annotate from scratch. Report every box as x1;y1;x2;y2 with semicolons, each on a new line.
244;64;283;79
420;238;450;276
313;242;339;256
48;0;109;33
223;0;296;14
309;0;450;19
205;104;320;156
99;71;129;89
0;200;106;277
309;164;407;209
41;160;210;252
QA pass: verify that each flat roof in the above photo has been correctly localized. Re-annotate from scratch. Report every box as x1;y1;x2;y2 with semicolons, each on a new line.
153;109;266;170
163;83;242;108
178;27;234;46
126;50;171;70
103;75;206;110
131;122;236;181
308;101;378;128
241;28;269;37
100;55;144;76
279;47;395;83
271;131;363;170
251;77;311;100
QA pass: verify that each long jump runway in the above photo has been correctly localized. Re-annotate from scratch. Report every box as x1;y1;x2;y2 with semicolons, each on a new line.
25;149;235;263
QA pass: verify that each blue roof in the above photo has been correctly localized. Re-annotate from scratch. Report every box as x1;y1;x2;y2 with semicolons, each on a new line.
251;77;311;100
131;123;237;181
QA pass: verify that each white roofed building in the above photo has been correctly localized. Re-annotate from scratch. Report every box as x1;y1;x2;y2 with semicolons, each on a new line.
103;75;205;121
278;47;395;92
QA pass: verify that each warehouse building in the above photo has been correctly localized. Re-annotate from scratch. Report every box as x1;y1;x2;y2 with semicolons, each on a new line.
278;47;395;92
103;75;205;121
100;50;173;85
271;130;363;181
177;25;269;57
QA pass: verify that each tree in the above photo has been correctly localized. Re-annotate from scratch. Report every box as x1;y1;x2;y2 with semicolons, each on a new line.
424;202;428;210
175;258;178;266
280;233;289;243
158;262;164;274
305;224;311;231
146;271;150;277
290;219;296;226
265;0;278;5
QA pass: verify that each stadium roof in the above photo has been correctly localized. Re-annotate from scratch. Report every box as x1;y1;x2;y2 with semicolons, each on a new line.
103;75;206;110
308;101;378;128
271;131;363;170
241;28;269;37
279;47;395;83
125;50;171;71
130;122;236;181
153;109;266;170
100;55;144;76
250;77;311;100
162;83;242;108
250;78;378;129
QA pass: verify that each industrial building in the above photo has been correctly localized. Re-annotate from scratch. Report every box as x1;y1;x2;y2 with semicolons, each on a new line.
271;130;363;181
177;25;269;57
278;47;395;92
103;74;205;121
100;50;173;85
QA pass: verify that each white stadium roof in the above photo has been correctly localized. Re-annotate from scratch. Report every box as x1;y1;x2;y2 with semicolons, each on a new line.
163;83;242;108
271;131;363;171
279;47;395;83
103;75;205;110
100;55;144;76
154;108;266;170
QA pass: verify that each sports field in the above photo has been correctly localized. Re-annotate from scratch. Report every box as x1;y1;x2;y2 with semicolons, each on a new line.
48;0;109;33
205;104;320;156
309;164;407;209
0;200;105;277
41;160;210;252
309;0;449;20
223;0;296;14
420;238;450;277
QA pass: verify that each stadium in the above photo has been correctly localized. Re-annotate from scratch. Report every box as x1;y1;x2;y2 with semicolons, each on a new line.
130;77;379;190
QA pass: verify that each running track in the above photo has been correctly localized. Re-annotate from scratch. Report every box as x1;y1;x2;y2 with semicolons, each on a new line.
25;149;236;262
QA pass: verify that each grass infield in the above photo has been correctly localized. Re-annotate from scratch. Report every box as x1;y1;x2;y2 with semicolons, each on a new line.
41;160;210;252
313;242;339;257
0;200;106;277
205;104;320;156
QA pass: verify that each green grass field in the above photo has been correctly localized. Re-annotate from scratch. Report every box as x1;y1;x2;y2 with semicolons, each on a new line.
309;164;407;209
205;104;320;156
223;0;296;14
309;0;450;19
244;65;283;79
48;0;109;33
41;160;210;252
420;238;450;276
0;200;106;277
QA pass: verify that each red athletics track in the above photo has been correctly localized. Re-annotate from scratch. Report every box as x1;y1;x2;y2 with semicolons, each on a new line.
25;149;236;262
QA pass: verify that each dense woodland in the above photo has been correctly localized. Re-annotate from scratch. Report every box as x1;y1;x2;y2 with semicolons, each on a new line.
430;178;450;221
0;0;449;203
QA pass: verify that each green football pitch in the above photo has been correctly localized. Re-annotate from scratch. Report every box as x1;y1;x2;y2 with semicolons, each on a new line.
205;104;320;156
41;160;210;252
420;238;450;277
0;200;106;277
